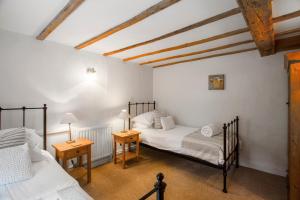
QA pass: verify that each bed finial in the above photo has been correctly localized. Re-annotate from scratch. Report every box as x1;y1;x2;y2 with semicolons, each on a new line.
155;173;166;200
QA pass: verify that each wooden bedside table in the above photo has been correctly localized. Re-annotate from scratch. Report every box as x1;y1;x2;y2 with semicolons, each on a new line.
52;138;94;183
112;130;141;169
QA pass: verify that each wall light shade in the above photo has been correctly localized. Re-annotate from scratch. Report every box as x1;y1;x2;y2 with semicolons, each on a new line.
86;67;96;74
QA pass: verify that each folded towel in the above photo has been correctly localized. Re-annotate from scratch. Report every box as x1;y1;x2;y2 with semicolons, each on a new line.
201;124;222;137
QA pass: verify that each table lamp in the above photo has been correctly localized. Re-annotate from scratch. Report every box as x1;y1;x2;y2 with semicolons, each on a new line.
118;109;129;133
60;113;78;143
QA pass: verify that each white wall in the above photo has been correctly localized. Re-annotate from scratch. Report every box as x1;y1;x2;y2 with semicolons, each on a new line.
0;29;153;150
153;51;288;176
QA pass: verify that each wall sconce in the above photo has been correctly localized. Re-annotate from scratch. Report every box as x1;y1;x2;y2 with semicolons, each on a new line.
87;67;96;74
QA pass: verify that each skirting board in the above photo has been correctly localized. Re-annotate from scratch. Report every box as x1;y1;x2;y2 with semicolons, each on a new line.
240;160;287;177
92;155;112;168
76;155;113;168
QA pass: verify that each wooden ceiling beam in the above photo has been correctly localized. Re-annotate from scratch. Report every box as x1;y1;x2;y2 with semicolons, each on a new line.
153;47;257;68
140;39;254;65
75;0;180;49
36;0;85;40
123;27;249;62
275;27;300;38
237;0;274;56
103;7;241;56
275;35;300;53
273;10;300;23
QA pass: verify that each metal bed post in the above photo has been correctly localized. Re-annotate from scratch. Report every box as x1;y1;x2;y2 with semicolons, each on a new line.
128;102;131;129
139;173;166;200
236;116;239;168
136;103;138;116
43;104;47;150
155;173;166;200
231;120;234;165
22;106;26;127
223;123;227;193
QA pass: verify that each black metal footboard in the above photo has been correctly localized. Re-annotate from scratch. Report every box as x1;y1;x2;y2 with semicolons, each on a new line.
222;116;239;193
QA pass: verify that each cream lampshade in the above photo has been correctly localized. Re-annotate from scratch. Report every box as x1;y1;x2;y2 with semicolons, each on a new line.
60;113;78;143
118;109;129;133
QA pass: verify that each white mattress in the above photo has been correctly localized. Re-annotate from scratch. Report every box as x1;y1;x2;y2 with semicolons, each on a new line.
135;126;224;165
0;150;93;200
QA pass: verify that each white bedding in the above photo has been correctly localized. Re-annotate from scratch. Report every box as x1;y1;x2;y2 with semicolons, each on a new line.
0;150;93;200
135;125;225;165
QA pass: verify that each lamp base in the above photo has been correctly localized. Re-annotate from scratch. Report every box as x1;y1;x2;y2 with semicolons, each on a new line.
66;140;75;144
120;130;127;133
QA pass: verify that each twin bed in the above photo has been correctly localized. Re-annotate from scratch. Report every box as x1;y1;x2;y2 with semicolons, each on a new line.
128;101;239;193
0;105;93;200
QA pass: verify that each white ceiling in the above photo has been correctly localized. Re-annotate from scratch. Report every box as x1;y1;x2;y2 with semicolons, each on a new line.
0;0;299;67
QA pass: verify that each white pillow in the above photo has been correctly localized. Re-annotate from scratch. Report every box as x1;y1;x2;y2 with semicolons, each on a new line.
133;122;152;129
25;128;43;149
25;129;44;162
0;128;26;149
0;143;32;185
160;116;176;131
29;145;45;162
131;111;154;126
153;110;167;129
0;128;44;162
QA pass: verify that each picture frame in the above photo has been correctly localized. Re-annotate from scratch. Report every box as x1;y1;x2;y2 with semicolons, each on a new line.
208;74;225;90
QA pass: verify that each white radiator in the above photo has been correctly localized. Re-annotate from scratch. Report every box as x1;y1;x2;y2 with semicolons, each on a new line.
73;126;113;167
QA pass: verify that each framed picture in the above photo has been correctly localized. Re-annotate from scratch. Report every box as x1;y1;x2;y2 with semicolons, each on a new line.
208;74;225;90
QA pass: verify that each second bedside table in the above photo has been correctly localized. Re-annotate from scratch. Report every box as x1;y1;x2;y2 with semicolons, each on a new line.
112;130;141;169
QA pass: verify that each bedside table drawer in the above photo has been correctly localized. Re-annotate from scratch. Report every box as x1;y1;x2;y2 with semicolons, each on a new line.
124;135;138;143
65;146;88;159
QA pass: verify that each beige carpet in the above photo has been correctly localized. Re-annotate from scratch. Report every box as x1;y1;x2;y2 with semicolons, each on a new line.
82;147;287;200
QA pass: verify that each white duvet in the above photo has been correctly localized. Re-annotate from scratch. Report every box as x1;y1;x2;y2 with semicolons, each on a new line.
0;150;93;200
135;126;225;165
137;126;199;151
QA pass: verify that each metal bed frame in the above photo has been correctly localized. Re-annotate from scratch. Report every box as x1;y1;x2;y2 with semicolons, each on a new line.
0;104;47;150
128;101;239;193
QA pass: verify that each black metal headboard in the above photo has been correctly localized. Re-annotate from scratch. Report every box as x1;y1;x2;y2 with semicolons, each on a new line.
128;101;156;129
0;104;47;150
